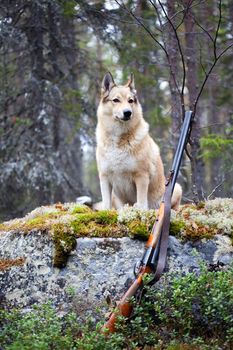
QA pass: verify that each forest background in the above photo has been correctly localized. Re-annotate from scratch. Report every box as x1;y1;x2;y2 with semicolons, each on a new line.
0;0;232;221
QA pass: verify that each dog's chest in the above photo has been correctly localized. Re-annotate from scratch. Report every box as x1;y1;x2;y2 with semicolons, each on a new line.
100;145;137;173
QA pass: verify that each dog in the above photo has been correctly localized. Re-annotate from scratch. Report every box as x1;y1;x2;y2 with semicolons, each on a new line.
96;72;182;210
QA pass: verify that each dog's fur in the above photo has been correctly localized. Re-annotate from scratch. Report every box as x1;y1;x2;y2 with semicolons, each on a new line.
96;72;182;210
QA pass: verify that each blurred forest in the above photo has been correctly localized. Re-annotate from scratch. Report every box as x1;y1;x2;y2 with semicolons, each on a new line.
0;0;232;221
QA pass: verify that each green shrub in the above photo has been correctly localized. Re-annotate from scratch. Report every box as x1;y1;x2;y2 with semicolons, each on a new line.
0;303;79;350
1;264;232;350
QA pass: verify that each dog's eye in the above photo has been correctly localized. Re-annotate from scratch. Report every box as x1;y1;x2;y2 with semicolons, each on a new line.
128;98;134;104
112;98;120;103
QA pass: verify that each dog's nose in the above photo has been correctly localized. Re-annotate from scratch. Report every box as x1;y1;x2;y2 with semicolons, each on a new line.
122;109;132;121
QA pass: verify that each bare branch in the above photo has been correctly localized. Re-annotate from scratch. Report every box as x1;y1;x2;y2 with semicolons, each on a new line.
213;0;222;60
157;0;186;113
163;0;205;27
148;0;182;99
194;42;233;116
114;0;167;55
192;16;214;43
207;168;233;200
196;35;208;76
114;0;186;117
175;0;196;30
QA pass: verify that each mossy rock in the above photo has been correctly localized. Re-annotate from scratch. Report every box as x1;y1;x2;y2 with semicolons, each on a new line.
127;220;149;240
170;218;186;237
51;209;121;267
70;204;92;214
71;210;118;232
52;223;77;268
1;199;233;269
175;198;233;241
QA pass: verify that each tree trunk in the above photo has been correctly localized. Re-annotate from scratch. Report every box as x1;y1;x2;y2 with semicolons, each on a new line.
0;1;85;221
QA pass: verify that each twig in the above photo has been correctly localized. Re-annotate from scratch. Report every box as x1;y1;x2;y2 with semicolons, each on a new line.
207;168;233;200
207;179;225;200
193;16;214;43
175;0;195;30
156;0;186;114
193;42;233;116
148;1;182;100
163;0;205;27
114;0;167;55
213;0;222;60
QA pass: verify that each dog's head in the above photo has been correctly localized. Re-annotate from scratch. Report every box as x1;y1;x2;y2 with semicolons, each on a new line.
98;72;141;123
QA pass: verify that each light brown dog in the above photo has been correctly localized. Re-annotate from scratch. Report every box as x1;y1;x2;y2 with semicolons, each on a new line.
96;72;182;210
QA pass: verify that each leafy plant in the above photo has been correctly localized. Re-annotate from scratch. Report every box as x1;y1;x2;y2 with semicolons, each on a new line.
1;264;232;350
0;303;79;350
200;133;233;160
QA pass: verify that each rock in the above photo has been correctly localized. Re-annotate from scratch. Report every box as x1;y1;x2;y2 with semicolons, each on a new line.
0;228;232;319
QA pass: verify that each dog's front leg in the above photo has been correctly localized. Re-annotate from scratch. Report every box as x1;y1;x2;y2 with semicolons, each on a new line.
134;175;149;210
100;175;112;210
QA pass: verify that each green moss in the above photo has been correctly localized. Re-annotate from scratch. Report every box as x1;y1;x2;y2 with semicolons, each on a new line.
196;201;205;210
172;198;233;241
71;210;118;235
0;223;6;231
94;210;118;225
170;218;186;237
21;213;60;232
24;216;51;231
87;223;127;238
71;214;92;227
184;221;218;241
170;216;218;241
1;211;63;233
70;211;122;242
50;210;120;268
70;220;89;236
3;216;50;233
71;213;96;234
127;220;149;240
70;204;92;214
52;223;77;268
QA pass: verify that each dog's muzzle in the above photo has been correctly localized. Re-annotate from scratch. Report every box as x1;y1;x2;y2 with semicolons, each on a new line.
122;109;132;121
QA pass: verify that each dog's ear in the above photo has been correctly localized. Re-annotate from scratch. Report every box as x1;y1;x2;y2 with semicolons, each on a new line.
126;72;135;91
101;72;115;96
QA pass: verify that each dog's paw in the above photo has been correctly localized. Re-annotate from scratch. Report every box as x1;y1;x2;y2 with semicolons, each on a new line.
133;202;148;210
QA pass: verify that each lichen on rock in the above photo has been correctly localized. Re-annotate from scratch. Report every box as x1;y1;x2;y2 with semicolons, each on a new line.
0;198;233;270
174;197;233;241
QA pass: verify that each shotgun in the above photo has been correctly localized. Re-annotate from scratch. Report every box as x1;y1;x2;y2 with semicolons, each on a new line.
102;110;193;333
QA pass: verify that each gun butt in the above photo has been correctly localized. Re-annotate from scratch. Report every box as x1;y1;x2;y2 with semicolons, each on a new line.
102;266;151;334
102;301;133;334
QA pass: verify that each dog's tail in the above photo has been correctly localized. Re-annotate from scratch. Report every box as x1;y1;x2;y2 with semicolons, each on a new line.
171;183;182;210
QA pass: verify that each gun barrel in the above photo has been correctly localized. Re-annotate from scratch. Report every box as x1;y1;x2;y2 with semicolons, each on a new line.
171;110;192;192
